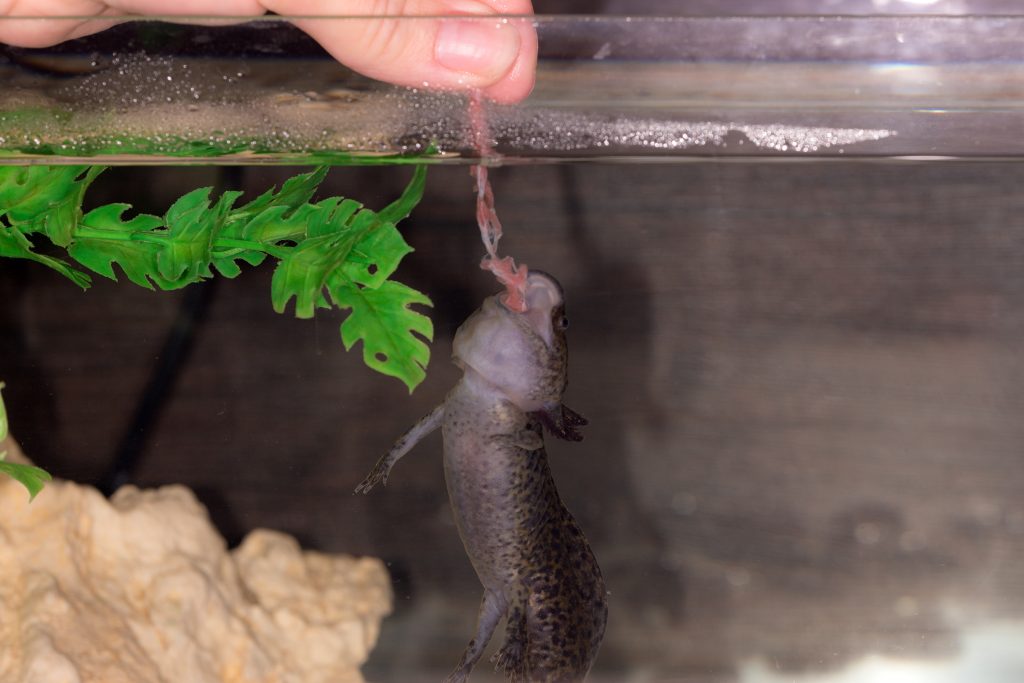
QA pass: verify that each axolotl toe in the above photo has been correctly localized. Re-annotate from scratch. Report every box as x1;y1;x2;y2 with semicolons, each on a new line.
356;271;607;683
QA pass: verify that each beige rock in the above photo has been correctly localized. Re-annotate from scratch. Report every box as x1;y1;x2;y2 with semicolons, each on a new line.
0;437;391;683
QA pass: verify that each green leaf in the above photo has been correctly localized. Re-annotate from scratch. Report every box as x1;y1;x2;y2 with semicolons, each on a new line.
378;164;427;226
0;166;80;222
211;248;267;279
308;198;362;238
0;458;51;501
270;202;380;319
329;279;433;392
0;224;91;288
341;165;424;288
38;166;106;246
239;204;308;244
233;167;328;221
344;222;414;289
0;166;105;245
157;187;241;285
70;203;170;289
217;168;329;265
0;383;52;502
0;461;53;502
0;164;434;390
0;382;7;441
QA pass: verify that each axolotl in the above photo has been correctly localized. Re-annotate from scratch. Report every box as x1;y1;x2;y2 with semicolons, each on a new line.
356;271;607;683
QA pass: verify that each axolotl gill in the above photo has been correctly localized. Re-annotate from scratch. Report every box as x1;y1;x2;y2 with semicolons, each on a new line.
356;271;607;683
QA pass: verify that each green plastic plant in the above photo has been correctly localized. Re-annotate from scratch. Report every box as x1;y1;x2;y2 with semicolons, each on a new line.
0;165;433;391
1;104;434;161
0;382;53;501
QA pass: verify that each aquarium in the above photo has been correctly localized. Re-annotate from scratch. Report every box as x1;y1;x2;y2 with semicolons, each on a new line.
6;10;1024;163
2;3;1024;683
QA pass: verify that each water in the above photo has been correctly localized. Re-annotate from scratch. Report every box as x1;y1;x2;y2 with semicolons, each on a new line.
7;159;1024;682
3;12;1024;683
5;16;1024;163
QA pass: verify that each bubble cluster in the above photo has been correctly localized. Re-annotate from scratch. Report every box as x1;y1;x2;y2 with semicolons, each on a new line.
735;123;893;153
1;58;895;162
489;108;894;156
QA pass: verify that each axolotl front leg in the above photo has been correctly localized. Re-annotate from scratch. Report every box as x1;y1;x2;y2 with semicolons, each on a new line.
354;400;585;491
354;403;445;493
531;402;589;442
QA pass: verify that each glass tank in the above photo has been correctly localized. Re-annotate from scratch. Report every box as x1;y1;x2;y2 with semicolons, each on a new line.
4;11;1024;162
2;3;1024;683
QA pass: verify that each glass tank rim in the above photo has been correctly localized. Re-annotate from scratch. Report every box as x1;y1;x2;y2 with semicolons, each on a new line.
3;13;1024;21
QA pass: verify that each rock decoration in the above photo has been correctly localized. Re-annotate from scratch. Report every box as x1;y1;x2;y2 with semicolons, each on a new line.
0;438;391;683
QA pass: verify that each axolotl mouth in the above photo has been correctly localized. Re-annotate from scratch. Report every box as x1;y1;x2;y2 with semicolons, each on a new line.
499;270;565;350
452;271;569;413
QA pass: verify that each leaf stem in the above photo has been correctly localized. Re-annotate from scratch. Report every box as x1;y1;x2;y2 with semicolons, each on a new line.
214;237;291;260
75;227;292;259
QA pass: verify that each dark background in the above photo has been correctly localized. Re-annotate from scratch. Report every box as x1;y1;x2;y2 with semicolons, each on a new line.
4;160;1024;681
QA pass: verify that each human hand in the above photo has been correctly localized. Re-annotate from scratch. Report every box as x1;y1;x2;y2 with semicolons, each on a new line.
0;0;537;103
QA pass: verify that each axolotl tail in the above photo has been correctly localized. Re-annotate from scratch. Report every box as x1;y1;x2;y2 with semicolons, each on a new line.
523;514;608;682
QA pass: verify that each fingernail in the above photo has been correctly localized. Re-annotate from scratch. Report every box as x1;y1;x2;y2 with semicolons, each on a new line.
435;19;520;80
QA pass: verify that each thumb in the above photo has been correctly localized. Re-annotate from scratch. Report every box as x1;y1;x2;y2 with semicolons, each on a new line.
260;0;537;103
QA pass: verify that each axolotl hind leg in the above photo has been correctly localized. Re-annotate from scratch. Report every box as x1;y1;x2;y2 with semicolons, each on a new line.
492;584;530;682
444;589;508;683
355;403;444;494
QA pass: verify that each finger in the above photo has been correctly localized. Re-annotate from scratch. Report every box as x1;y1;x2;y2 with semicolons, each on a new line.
259;0;537;103
0;0;266;46
0;0;537;102
0;0;104;47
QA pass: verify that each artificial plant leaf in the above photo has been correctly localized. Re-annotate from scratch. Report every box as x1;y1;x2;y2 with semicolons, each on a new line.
211;249;267;279
0;382;7;441
37;166;106;246
339;165;423;289
157;187;242;285
240;204;307;244
232;167;328;222
0;166;85;223
218;168;327;245
0;166;105;245
70;203;170;289
343;222;413;289
329;279;433;392
377;164;427;226
0;383;52;502
215;200;309;276
0;164;434;390
270;203;380;319
307;198;362;238
0;461;53;502
0;225;91;288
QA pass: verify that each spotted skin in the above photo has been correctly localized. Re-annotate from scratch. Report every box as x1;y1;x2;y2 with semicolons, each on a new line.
357;272;607;683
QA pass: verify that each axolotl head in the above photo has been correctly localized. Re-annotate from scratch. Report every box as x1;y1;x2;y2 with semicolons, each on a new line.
452;271;570;412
